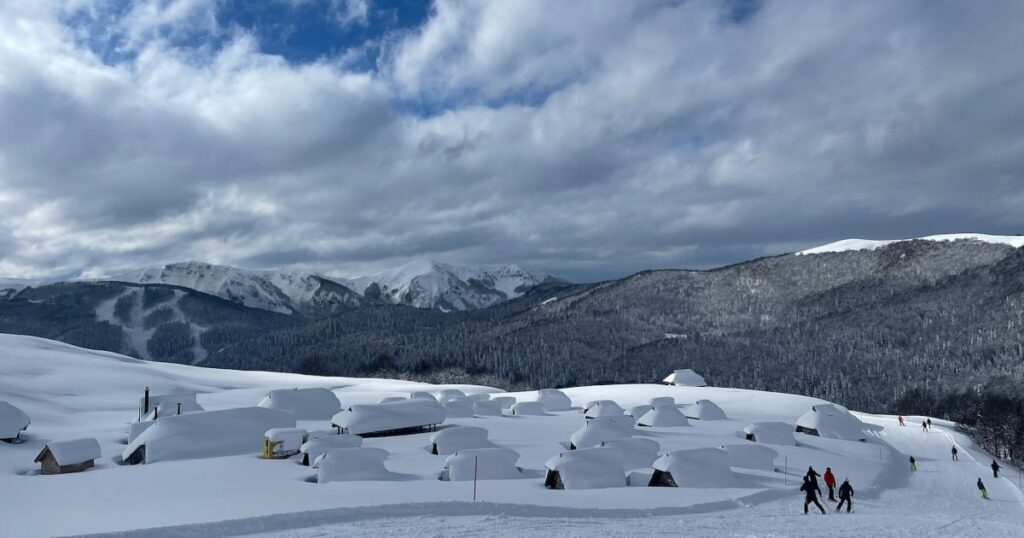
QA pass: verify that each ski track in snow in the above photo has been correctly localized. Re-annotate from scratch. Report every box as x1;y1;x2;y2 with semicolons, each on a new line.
95;289;207;363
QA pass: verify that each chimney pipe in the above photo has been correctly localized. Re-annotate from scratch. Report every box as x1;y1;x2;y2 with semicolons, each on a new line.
177;402;181;416
144;386;150;414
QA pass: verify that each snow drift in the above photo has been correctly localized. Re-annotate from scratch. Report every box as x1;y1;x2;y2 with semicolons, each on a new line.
0;400;30;441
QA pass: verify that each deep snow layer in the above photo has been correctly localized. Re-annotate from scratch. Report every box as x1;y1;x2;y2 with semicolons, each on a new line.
1;334;1022;537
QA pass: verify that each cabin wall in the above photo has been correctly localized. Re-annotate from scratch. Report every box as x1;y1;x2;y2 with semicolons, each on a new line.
40;457;94;474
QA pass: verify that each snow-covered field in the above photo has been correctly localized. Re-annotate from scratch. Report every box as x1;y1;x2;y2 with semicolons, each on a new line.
1;334;1022;537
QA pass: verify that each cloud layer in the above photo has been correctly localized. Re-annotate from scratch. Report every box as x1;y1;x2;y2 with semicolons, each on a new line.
2;0;1023;280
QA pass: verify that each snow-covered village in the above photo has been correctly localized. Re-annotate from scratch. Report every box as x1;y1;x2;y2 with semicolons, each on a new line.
3;1;1024;537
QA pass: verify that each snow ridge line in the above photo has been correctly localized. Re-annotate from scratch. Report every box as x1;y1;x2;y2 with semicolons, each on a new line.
67;490;791;538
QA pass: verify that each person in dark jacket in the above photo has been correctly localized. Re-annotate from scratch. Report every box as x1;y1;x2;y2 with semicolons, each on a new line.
921;420;928;431
823;467;837;501
978;477;989;499
951;446;959;461
909;456;917;471
806;466;821;485
898;415;905;426
801;476;826;514
927;418;933;430
837;478;854;512
992;460;1001;478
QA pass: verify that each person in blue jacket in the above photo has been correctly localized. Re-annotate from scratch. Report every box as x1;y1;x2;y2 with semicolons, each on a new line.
801;475;826;515
978;477;989;499
836;478;854;512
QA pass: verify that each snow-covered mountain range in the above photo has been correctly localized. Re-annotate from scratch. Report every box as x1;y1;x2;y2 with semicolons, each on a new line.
798;233;1024;255
101;260;559;315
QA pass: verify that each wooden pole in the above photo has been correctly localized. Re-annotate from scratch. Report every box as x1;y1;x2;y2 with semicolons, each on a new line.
784;457;788;485
473;456;478;501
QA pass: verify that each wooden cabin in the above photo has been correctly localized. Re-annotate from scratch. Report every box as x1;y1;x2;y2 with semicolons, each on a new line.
34;438;101;475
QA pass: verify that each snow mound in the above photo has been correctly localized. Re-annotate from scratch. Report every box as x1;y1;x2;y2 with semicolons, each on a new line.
38;438;101;466
742;421;796;445
544;447;626;490
537;389;573;412
316;447;402;483
797;233;1024;255
488;396;516;410
143;400;204;422
472;400;504;416
331;398;445;436
637;405;690;427
378;396;407;404
600;437;660;470
625;404;652;419
409;391;437;401
300;434;363;467
570;417;632;449
795;404;866;441
442;448;523;481
662;369;707;387
258;388;342;420
651;448;737;488
430;426;494;455
511;401;549;416
721;443;778;471
0;400;30;440
264;428;305;458
443;397;475;418
437;389;467;403
683;399;728;420
123;407;294;464
583;400;625;419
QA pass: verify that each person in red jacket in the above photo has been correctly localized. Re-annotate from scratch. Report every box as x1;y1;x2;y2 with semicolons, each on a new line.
823;467;837;501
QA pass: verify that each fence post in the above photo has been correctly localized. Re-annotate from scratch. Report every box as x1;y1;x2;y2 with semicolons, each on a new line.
785;457;788;485
473;456;479;501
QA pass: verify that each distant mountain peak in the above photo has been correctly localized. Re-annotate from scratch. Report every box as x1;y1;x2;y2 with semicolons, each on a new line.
798;233;1024;255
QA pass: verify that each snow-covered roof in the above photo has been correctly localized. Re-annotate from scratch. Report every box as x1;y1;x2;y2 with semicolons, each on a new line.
442;448;522;481
409;391;437;401
511;401;549;416
437;389;467;403
742;421;796;445
0;400;30;439
600;437;660;470
258;388;341;420
472;400;503;416
139;392;196;415
430;426;493;455
683;399;727;420
721;443;778;471
378;396;406;404
265;428;306;441
443;397;475;418
300;434;363;467
662;369;707;387
583;400;625;419
488;396;516;410
465;393;491;403
545;447;626;489
649;396;677;407
795;404;866;441
637;405;690;427
317;447;400;483
652;448;736;487
625;404;652;419
537;389;572;412
570;418;631;449
797;233;1024;255
143;400;204;421
122;407;294;464
331;398;445;435
36;438;101;466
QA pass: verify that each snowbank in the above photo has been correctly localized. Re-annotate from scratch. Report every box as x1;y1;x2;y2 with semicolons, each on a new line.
37;438;101;466
637;405;690;427
795;404;866;441
721;443;778;471
570;418;631;449
583;400;625;419
650;448;736;487
742;421;796;445
123;407;294;464
317;447;402;483
264;428;306;459
441;448;522;481
544;447;626;490
537;389;572;412
430;426;494;455
683;399;727;420
300;434;363;466
600;437;660;470
511;401;549;416
331;398;445;436
662;369;707;387
258;388;341;420
0;400;30;440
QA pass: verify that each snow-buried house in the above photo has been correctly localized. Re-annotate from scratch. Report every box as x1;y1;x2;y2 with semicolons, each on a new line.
331;398;445;436
683;399;727;420
545;447;626;490
300;434;363;466
35;438;101;475
570;417;632;449
599;437;660;470
122;407;294;465
263;428;305;459
441;448;522;481
795;404;867;441
649;448;736;488
430;426;494;455
511;401;549;416
0;400;30;442
537;389;572;412
317;447;403;483
258;388;341;420
583;400;626;419
442;397;475;418
472;400;503;416
662;369;707;387
637;404;690;427
743;421;796;445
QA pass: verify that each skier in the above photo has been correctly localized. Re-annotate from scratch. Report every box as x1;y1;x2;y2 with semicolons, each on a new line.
837;478;854;513
898;415;905;426
805;466;821;491
823;467;837;502
951;446;959;461
909;455;917;471
978;477;989;499
927;418;933;430
800;475;826;515
992;459;1001;478
922;420;928;432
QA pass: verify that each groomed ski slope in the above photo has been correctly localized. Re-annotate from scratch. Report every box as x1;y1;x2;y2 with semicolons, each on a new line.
0;334;1022;537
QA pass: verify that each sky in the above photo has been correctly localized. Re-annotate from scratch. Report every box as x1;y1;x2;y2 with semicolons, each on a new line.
1;0;1022;282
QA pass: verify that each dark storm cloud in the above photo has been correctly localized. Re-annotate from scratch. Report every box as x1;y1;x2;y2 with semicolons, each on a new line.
1;1;1023;281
